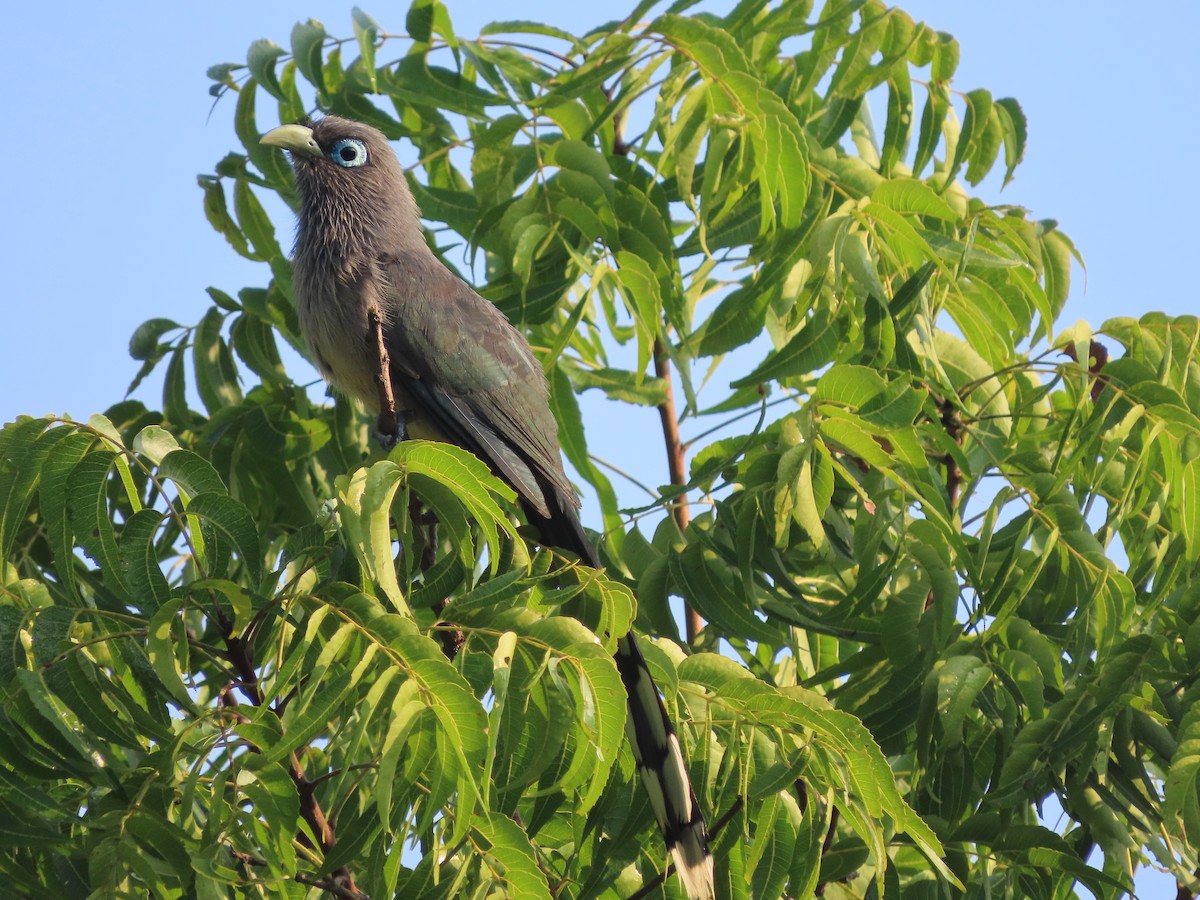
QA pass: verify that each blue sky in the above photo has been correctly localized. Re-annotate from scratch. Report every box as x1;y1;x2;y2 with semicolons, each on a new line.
4;2;1197;430
4;2;1195;895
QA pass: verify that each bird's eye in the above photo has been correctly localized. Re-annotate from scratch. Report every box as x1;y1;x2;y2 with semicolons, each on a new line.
329;138;368;168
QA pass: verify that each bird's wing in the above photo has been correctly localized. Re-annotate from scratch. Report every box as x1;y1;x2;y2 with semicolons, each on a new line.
379;256;580;523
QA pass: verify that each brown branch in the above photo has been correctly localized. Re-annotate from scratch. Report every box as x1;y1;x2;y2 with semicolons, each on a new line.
601;84;700;643
290;752;336;850
407;494;463;659
369;306;400;447
623;857;670;897
821;804;839;857
928;396;964;611
432;613;466;660
612;105;630;157
605;82;630;158
294;871;366;900
794;778;842;896
1061;338;1110;402
654;339;704;643
709;794;745;837
222;624;359;894
939;396;964;510
1177;867;1200;900
814;804;841;898
230;849;365;899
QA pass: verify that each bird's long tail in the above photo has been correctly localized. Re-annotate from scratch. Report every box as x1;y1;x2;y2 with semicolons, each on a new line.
528;489;714;899
614;633;714;899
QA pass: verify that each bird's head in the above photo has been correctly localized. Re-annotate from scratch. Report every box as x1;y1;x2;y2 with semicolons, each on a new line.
261;116;425;254
261;116;391;174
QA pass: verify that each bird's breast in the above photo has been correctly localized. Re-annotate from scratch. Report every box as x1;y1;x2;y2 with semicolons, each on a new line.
293;260;386;412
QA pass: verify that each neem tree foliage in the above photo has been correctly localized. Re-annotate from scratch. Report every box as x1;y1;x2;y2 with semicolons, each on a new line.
1;1;1197;897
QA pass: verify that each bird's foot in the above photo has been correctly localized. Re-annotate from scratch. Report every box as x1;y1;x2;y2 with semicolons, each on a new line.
375;411;404;451
376;428;400;451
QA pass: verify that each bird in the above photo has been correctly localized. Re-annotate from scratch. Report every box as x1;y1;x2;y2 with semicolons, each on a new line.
262;115;714;899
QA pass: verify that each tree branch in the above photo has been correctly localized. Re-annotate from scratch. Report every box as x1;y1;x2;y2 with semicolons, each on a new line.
654;339;704;642
222;624;360;895
369;306;400;447
604;82;702;645
928;395;964;611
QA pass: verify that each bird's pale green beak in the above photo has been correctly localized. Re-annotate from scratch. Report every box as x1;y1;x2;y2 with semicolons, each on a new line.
260;124;322;157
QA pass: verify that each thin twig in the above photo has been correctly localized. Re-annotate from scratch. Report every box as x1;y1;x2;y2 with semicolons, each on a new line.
587;452;660;499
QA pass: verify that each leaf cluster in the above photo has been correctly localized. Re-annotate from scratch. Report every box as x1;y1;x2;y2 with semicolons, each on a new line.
2;1;1199;897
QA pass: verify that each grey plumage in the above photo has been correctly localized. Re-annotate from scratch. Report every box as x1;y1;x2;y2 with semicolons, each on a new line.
263;116;714;898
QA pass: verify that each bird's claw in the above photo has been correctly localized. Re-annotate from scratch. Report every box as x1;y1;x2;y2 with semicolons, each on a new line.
376;422;400;451
375;412;404;451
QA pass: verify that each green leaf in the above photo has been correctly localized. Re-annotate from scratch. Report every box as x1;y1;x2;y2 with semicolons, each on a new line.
748;793;799;899
200;177;251;259
290;19;328;95
527;618;626;810
732;309;838;389
880;67;913;176
548;368;623;549
614;251;662;378
386;57;504;118
128;318;182;361
37;429;96;599
119;508;171;613
0;419;54;562
930;30;959;82
234;75;293;185
946;88;991;187
871;179;958;222
472;815;551;899
158;449;227;498
966;102;1005;185
995;97;1027;187
351;7;380;92
261;668;355;765
932;654;992;744
233;178;281;260
1183;457;1200;561
912;82;949;178
45;654;145;749
229;311;288;384
479;19;585;53
695;281;774;358
1165;704;1200;845
566;364;668;407
247;39;287;101
338;444;517;612
652;14;810;229
192;306;243;414
147;599;196;711
185;492;263;585
670;539;781;643
68;450;130;600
